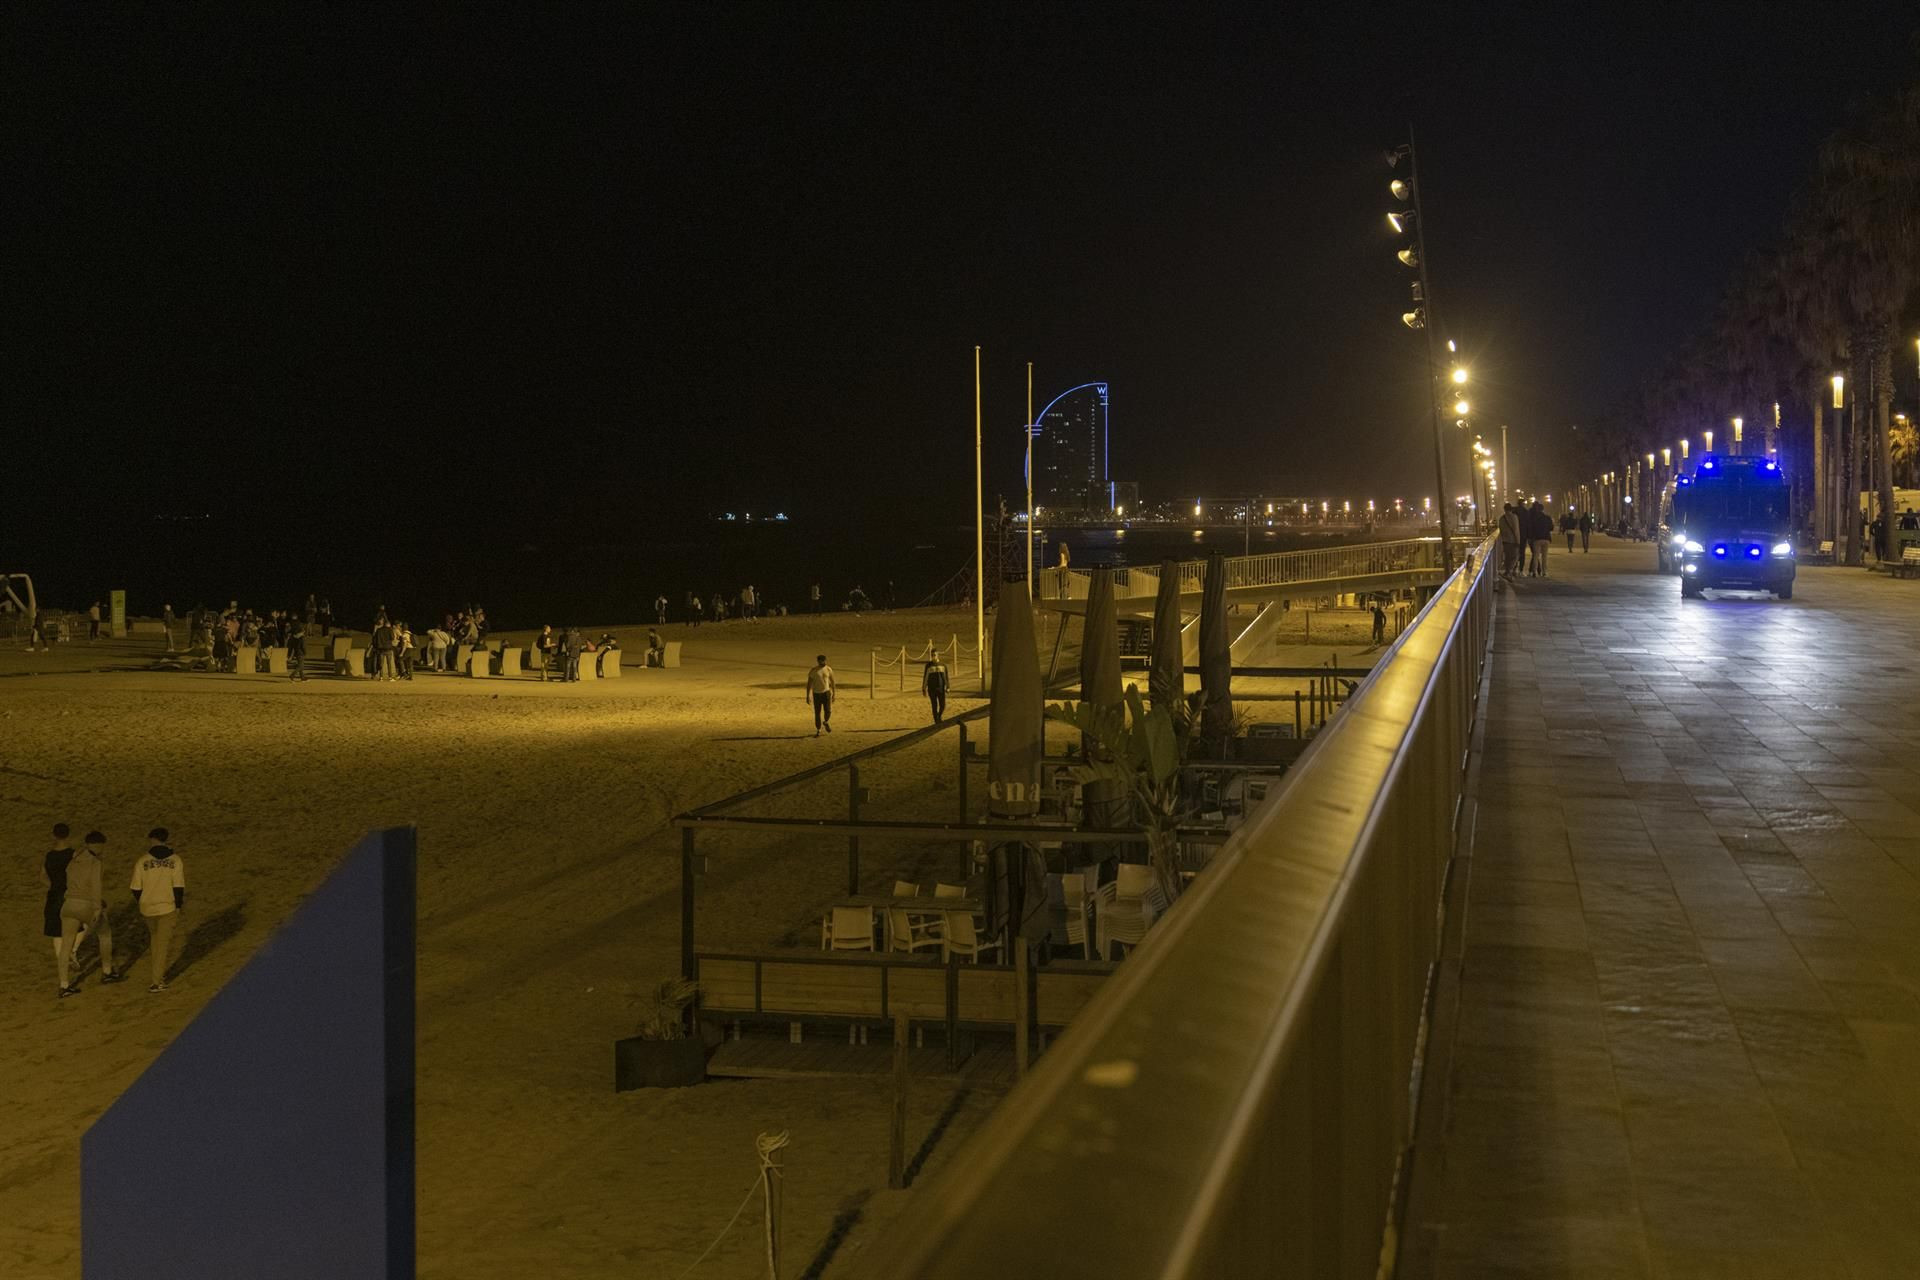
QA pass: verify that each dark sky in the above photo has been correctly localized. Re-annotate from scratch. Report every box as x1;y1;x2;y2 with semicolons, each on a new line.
9;5;1917;537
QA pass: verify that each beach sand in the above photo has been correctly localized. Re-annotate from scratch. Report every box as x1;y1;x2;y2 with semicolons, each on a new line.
0;603;1372;1277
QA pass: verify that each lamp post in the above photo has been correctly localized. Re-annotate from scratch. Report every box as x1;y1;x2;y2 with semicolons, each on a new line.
974;347;984;688
1025;362;1034;598
1732;416;1743;456
1388;133;1455;576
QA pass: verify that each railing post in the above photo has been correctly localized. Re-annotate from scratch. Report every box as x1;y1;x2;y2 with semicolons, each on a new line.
957;722;969;821
681;826;696;982
870;650;876;699
848;763;862;895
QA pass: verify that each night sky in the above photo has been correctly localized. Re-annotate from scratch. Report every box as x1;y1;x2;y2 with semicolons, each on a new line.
10;5;1918;545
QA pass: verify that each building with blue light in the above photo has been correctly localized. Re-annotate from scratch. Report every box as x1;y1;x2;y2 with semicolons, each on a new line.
1032;382;1109;514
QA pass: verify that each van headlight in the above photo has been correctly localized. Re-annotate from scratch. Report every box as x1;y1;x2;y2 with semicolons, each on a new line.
1771;541;1793;557
1684;540;1704;554
1670;534;1686;546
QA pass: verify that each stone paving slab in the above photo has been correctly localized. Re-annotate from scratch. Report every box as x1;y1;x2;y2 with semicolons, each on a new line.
1406;540;1920;1279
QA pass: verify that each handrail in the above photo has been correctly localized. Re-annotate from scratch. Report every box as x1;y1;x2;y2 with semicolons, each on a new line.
855;536;1499;1279
1036;535;1480;602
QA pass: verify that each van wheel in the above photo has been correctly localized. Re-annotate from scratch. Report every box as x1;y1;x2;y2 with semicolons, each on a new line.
1776;583;1792;600
1681;578;1702;599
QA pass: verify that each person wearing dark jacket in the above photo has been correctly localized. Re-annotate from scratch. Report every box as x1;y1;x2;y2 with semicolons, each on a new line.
40;823;78;990
1527;502;1553;577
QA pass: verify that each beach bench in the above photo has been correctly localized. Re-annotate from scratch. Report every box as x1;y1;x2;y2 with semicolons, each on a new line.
466;650;491;677
574;651;599;681
598;649;622;678
659;640;682;669
233;645;257;675
265;646;287;675
335;650;364;677
495;647;522;677
452;643;473;673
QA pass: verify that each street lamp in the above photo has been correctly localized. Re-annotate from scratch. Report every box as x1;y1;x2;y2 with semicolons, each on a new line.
1831;374;1845;409
1387;133;1454;575
1662;447;1672;467
1680;438;1690;460
1451;366;1469;385
1454;398;1471;415
1704;429;1714;452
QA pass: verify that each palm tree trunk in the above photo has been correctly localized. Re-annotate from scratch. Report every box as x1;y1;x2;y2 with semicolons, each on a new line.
1843;386;1862;565
1876;340;1896;562
1811;389;1826;543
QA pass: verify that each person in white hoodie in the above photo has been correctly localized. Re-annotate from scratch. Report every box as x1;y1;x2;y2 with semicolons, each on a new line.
129;828;187;993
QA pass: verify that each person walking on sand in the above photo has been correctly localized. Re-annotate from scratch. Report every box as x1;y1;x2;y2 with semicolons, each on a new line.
59;831;122;995
287;617;307;681
922;644;948;723
41;824;80;990
810;582;821;613
130;829;186;993
162;603;177;651
654;594;668;625
805;654;836;736
1371;601;1387;646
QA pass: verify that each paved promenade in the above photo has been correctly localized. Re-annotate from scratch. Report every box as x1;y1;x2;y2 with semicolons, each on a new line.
1406;540;1920;1278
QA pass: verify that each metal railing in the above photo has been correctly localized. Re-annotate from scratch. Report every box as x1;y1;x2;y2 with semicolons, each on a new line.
1037;536;1479;602
856;537;1499;1279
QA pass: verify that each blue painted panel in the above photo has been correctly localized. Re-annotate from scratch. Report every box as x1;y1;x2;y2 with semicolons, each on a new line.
83;827;415;1280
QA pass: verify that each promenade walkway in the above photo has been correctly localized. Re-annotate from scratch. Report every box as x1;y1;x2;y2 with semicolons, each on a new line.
1405;540;1920;1278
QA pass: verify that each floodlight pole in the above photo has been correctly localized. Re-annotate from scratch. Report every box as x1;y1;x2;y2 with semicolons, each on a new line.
1407;129;1455;577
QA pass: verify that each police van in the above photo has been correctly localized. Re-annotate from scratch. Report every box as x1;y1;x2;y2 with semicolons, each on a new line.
1676;455;1794;600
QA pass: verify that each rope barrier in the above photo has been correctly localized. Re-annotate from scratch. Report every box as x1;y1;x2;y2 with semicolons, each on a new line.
671;1130;792;1279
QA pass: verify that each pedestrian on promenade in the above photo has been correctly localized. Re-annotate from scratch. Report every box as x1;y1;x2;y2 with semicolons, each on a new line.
1498;504;1522;579
691;595;704;628
40;824;79;989
922;644;948;723
1371;602;1387;646
1579;510;1595;552
288;618;308;681
536;624;556;681
809;582;821;613
564;625;584;681
806;654;836;736
1527;501;1552;577
1561;512;1576;553
87;602;101;641
59;832;122;995
397;622;415;680
162;603;176;651
654;594;668;625
129;829;185;993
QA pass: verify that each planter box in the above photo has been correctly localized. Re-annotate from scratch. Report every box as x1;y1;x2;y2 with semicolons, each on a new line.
614;1036;705;1091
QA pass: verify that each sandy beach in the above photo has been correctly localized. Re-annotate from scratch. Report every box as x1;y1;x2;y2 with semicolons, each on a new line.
1;602;1374;1277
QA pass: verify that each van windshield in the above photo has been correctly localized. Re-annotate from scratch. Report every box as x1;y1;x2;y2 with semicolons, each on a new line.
1688;482;1790;529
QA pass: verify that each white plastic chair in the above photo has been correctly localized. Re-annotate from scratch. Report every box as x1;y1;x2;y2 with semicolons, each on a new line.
886;906;943;956
892;880;921;898
821;905;875;951
1095;865;1163;959
1058;873;1092;960
933;882;967;899
941;910;1003;964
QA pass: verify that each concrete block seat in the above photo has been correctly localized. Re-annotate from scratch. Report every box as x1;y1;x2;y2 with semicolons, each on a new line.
496;647;522;677
598;649;622;678
265;647;288;675
233;645;257;675
335;650;365;678
658;641;682;669
466;651;491;678
573;652;598;681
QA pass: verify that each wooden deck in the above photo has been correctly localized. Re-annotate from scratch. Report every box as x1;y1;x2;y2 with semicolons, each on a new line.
706;1035;1021;1090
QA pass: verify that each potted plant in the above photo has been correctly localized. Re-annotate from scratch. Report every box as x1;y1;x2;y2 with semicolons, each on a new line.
1046;686;1199;904
614;978;706;1091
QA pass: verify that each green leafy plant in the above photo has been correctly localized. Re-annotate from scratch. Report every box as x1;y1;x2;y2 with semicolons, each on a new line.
1045;686;1200;901
634;978;700;1041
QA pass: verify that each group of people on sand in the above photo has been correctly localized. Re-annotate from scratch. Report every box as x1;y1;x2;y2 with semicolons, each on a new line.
1497;503;1592;580
38;824;187;997
679;585;793;626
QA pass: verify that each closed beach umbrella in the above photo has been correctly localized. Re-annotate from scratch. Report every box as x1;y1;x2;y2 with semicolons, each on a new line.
988;583;1043;818
1200;552;1234;748
1080;568;1122;715
1149;559;1184;712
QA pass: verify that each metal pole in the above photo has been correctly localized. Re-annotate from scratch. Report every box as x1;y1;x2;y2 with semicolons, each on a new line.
975;346;986;690
889;1011;911;1188
1408;129;1454;577
681;827;696;981
1501;423;1510;510
1026;361;1034;599
957;722;969;821
848;763;863;896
